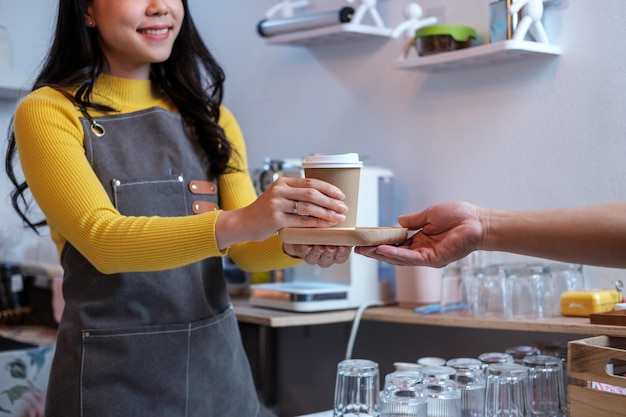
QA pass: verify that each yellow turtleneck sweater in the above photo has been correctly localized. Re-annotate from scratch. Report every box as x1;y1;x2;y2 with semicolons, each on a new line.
13;74;301;274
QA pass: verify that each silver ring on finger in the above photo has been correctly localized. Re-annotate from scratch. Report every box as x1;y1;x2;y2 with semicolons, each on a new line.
292;200;299;215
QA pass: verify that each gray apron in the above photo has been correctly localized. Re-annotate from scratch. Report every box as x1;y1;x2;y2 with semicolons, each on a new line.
45;107;271;417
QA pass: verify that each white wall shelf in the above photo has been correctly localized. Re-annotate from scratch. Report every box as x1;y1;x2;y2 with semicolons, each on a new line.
0;69;30;100
393;40;561;73
264;23;392;47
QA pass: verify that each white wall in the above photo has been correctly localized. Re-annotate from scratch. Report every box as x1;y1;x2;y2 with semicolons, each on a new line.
1;0;625;285
190;0;626;287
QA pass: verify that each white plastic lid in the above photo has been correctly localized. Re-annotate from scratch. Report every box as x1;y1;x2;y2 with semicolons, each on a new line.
301;153;363;169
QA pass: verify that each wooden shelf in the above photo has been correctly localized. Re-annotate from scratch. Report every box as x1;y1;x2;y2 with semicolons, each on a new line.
393;39;561;73
264;23;392;47
233;299;626;336
363;306;626;337
0;69;30;100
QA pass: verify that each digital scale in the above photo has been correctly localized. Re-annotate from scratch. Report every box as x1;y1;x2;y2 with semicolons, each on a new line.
249;281;351;312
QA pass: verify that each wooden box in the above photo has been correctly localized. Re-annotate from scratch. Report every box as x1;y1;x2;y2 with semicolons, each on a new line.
568;336;626;417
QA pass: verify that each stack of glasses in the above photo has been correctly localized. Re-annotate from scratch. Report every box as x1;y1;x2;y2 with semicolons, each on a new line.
332;352;567;417
439;262;585;318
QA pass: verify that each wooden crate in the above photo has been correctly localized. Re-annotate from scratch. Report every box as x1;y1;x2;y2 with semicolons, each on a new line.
568;335;626;417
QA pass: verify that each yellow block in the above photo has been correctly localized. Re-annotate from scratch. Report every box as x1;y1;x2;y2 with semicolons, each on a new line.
560;289;621;317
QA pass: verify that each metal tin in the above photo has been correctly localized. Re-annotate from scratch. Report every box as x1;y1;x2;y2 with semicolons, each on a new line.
560;289;622;317
257;7;354;38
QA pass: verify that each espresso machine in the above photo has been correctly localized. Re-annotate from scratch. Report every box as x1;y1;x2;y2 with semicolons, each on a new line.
249;158;396;312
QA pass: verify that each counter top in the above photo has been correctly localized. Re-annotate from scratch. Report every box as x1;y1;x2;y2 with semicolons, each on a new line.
233;298;626;336
233;298;356;327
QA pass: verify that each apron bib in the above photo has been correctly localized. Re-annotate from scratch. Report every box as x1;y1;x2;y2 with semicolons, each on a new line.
45;107;266;417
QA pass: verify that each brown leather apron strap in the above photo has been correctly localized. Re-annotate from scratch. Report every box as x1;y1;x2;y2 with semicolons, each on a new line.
192;201;219;214
189;180;217;195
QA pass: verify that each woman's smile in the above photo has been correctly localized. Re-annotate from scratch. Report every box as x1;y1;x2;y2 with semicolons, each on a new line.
137;25;172;39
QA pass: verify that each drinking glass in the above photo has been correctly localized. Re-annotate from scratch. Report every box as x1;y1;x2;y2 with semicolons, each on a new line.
334;359;380;417
379;371;427;417
478;352;514;372
522;355;567;417
535;342;568;391
422;367;461;417
548;263;584;316
446;358;485;417
504;264;555;319
478;352;515;373
505;346;540;364
440;266;470;314
467;265;506;318
420;365;457;381
484;363;530;417
418;357;446;367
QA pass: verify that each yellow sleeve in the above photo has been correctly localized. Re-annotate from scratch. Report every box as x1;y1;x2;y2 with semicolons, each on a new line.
13;88;299;274
217;107;302;272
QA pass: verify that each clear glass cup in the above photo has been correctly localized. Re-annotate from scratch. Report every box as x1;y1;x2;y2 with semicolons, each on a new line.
379;371;427;417
549;263;584;316
479;352;515;375
484;363;530;417
549;263;584;292
440;266;470;314
418;357;447;367
504;264;556;319
446;358;485;417
478;352;514;370
420;365;457;381
394;362;424;373
535;341;569;391
467;265;507;318
522;355;567;417
505;345;540;364
333;359;380;417
422;367;461;417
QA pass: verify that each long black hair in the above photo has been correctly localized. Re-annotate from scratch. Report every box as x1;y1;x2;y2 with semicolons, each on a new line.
5;0;232;232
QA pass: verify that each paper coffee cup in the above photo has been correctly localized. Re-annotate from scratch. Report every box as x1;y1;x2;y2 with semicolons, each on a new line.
301;153;363;229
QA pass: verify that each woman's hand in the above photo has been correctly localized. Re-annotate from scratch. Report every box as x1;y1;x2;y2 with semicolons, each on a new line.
216;177;349;250
284;244;351;268
355;201;484;268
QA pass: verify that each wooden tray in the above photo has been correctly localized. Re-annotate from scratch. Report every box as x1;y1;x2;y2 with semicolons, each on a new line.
568;336;626;417
590;309;626;326
278;227;408;246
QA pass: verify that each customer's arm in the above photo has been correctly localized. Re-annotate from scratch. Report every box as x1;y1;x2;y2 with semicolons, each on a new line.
355;201;626;268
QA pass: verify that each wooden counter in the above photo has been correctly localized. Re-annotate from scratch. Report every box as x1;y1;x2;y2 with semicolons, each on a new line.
233;299;626;336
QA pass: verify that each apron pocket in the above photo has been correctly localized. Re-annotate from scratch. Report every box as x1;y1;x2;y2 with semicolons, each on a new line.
80;308;258;417
112;174;188;217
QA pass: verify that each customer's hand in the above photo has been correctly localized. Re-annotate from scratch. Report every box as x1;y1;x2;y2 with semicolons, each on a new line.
355;201;484;268
284;244;351;268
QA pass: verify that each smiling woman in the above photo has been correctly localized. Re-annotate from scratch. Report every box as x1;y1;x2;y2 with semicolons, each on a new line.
85;0;184;79
3;1;351;416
